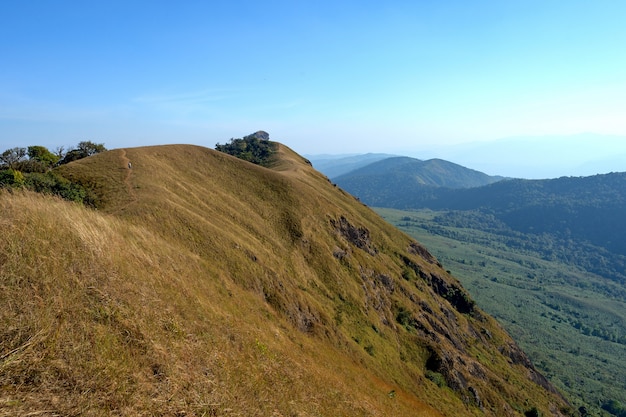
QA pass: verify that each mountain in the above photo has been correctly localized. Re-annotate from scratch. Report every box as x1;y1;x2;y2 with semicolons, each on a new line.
306;153;397;178
346;172;626;262
334;167;626;414
332;156;504;203
0;142;570;416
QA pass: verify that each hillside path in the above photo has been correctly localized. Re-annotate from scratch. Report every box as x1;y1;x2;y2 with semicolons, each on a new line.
118;149;138;208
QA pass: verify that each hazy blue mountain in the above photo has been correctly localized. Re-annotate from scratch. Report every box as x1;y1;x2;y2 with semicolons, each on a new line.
332;156;504;203
306;153;396;178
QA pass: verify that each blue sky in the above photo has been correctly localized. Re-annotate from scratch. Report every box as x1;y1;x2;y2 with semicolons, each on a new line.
2;1;626;176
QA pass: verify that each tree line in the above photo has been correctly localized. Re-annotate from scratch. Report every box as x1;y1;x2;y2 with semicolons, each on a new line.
0;141;106;204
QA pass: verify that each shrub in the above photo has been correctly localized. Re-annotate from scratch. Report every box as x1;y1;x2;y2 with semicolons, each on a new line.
0;169;25;187
24;172;92;204
425;370;447;388
215;132;276;166
58;141;106;165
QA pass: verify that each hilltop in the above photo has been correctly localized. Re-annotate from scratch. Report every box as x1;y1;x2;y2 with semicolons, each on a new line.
1;142;570;416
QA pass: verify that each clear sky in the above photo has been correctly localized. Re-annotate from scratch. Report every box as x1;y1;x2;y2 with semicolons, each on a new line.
2;1;626;176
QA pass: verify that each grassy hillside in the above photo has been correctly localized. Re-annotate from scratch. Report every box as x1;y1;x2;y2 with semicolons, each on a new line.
376;207;626;416
1;144;570;416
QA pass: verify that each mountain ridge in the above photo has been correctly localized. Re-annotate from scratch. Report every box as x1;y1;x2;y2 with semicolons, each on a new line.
341;169;626;261
336;156;504;186
307;153;397;178
330;156;504;207
1;143;569;416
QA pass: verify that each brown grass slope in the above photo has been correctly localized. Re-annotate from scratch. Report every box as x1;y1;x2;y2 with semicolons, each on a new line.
1;143;570;416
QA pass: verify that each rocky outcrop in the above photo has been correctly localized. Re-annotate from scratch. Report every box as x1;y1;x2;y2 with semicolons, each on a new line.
245;130;270;141
331;216;378;255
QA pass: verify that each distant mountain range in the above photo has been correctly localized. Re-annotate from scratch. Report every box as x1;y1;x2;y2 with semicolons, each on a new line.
314;154;626;259
308;133;626;179
336;161;626;260
306;153;396;178
316;155;504;210
332;156;504;191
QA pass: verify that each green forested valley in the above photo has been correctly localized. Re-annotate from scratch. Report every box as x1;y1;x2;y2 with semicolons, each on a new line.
376;207;626;417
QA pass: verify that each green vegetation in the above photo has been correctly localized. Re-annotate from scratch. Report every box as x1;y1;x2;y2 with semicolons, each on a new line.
331;156;503;204
376;207;626;416
58;140;107;164
215;130;277;166
23;171;93;203
603;400;626;417
342;172;626;258
0;141;105;205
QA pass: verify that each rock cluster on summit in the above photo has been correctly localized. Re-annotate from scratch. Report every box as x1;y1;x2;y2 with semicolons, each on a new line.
246;130;270;141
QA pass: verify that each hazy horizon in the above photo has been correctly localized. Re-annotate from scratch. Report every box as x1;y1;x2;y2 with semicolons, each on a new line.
2;1;626;179
307;133;626;179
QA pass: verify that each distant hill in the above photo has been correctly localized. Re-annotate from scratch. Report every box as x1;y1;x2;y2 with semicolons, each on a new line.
0;142;569;416
306;153;396;178
441;174;626;258
348;171;626;261
332;156;504;202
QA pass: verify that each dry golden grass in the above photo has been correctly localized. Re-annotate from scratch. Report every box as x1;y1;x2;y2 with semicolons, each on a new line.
1;143;571;416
